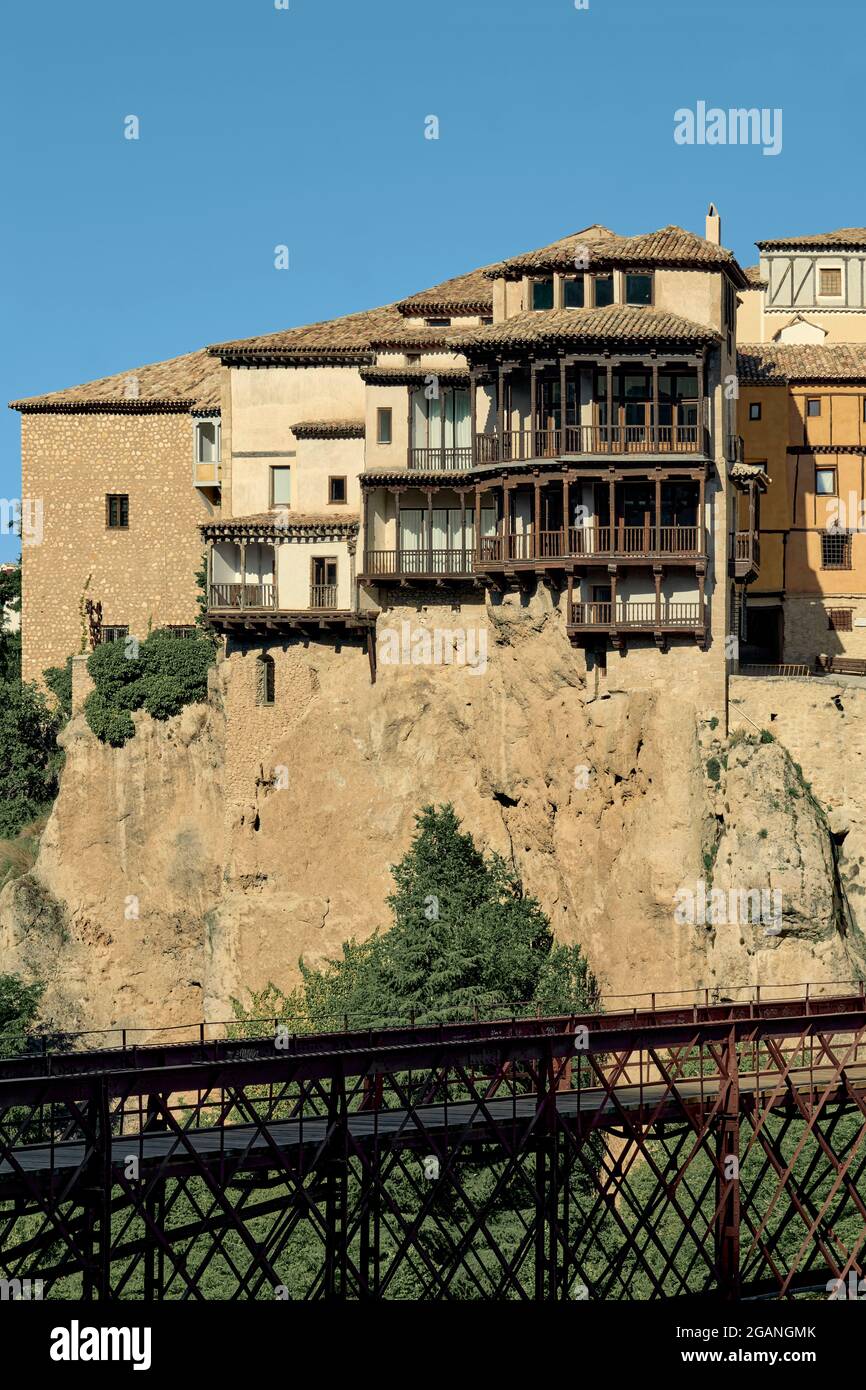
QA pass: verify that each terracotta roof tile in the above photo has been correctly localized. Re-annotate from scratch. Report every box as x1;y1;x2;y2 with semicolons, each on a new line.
10;350;220;413
756;228;866;249
396;266;494;316
738;343;866;383
743;264;767;288
291;419;365;439
450;305;718;352
485;224;749;285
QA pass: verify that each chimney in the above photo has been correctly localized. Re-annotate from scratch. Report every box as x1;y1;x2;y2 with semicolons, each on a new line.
706;202;721;245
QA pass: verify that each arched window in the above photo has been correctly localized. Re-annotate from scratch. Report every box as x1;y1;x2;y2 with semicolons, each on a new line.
256;653;275;706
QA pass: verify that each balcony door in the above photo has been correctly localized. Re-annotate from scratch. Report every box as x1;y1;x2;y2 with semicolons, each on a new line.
311;556;338;608
658;371;699;451
411;388;471;463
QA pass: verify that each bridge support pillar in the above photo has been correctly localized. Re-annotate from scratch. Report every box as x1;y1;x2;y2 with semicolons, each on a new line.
715;1029;741;1300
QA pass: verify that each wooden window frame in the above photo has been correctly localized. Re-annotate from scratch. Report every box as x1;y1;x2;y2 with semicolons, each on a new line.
623;270;654;307
806;398;822;418
592;273;615;308
818;266;843;299
310;555;338;586
328;475;348;505
105;494;129;529
377;407;393;445
530;277;554;311
815;465;837;497
269;465;292;508
749;402;762;421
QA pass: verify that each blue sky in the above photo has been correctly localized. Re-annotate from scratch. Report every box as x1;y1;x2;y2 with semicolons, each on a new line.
1;0;863;560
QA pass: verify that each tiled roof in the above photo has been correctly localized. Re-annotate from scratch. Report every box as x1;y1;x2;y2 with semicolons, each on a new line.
484;224;749;286
743;264;767;288
209;306;402;363
360;366;470;385
10;350;220;413
396;266;494;316
738;343;866;384
756;228;866;250
202;510;359;540
449;305;719;352
291;419;365;439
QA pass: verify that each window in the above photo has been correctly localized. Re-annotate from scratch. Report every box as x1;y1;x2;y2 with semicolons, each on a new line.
821;531;852;570
377;407;393;444
563;276;585;309
270;466;291;507
328;476;347;504
593;275;614;307
749;402;762;421
828;608;853;632
195;419;220;462
101;625;129;644
158;625;197;639
807;398;822;417
819;267;842;297
480;315;493;325
311;556;338;608
106;494;129;529
256;653;275;706
815;466;837;495
531;278;554;310
425;317;451;327
625;273;653;306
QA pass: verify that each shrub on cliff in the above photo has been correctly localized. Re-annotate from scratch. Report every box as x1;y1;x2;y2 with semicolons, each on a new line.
84;630;215;745
0;679;63;836
0;973;43;1058
43;655;74;720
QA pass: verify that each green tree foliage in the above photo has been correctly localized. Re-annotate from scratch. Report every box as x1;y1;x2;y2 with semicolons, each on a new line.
0;973;43;1058
43;655;74;720
245;804;601;1033
0;562;21;681
84;630;215;746
0;679;63;836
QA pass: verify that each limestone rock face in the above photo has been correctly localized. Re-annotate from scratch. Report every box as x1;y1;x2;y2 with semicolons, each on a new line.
0;602;860;1037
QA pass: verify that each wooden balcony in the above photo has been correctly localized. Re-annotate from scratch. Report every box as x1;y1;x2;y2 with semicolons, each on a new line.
567;600;706;638
730;531;760;580
477;524;707;569
310;583;339;609
406;446;473;472
209;582;276;610
474;424;707;465
360;548;474;582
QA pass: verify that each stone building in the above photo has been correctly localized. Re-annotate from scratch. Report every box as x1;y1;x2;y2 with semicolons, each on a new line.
13;210;751;716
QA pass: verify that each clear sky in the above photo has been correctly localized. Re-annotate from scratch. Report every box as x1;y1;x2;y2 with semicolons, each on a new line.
1;0;863;560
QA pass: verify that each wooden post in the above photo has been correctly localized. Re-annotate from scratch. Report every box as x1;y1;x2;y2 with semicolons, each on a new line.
606;361;614;451
697;354;706;452
563;475;570;553
654;567;662;626
395;488;402;576
470;368;478;464
609;475;616;552
460;490;467;573
651;358;659;451
559;355;568;452
534;477;542;559
498;365;506;460
503;482;511;562
530;359;537;460
699;470;706;555
655;472;662;555
567;572;574;624
475;484;482;562
426;487;434;575
239;541;247;609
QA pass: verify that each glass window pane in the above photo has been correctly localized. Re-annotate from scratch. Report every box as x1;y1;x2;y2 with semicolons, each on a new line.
563;277;584;308
625;273;652;305
816;469;836;495
532;279;554;310
594;276;614;307
271;467;291;506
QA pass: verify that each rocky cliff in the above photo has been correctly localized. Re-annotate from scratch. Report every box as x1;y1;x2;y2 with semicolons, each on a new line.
1;595;862;1036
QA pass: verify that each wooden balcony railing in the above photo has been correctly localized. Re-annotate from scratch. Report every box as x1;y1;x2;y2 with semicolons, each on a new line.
407;446;473;472
209;583;276;610
569;601;704;630
474;423;706;463
731;530;760;578
362;548;472;577
477;525;705;564
310;583;339;609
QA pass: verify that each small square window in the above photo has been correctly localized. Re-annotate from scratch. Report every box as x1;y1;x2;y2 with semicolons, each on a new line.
101;625;129;645
377;407;392;445
425;317;451;327
816;467;837;496
828;608;853;632
821;531;852;570
749;402;762;421
593;275;614;307
563;277;585;309
106;494;129;528
625;273;653;306
328;476;347;504
531;278;554;310
480;315;493;325
807;398;822;417
819;268;842;296
270;466;291;507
